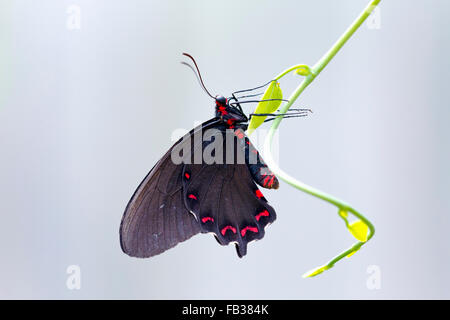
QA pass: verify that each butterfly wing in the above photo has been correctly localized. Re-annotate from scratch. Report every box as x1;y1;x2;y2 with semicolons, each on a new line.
182;126;277;257
119;118;220;258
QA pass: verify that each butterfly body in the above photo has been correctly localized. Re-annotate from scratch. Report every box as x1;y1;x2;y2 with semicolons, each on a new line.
120;95;279;258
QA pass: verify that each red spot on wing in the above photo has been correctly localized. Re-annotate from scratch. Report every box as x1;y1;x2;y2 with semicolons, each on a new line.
184;173;190;179
256;210;269;221
255;190;264;199
241;226;258;237
201;216;214;223
263;176;270;186
188;194;197;200
268;175;275;187
221;225;237;236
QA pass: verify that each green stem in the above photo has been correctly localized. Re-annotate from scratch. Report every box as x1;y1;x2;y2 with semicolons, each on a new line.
274;64;309;80
263;0;381;277
313;0;381;76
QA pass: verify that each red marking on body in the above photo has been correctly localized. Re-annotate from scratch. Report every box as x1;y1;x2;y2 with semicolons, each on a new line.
188;194;197;200
184;173;190;179
241;226;258;237
221;225;237;236
255;190;264;199
218;106;228;115
246;141;250;145
256;210;269;221
201;216;214;223
227;119;235;129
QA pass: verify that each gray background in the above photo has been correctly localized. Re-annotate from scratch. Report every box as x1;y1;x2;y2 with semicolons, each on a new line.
0;0;449;299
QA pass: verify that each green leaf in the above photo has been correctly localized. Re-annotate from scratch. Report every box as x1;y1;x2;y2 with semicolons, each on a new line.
348;220;369;242
338;209;348;219
347;248;360;258
247;81;282;135
302;265;331;278
295;65;311;76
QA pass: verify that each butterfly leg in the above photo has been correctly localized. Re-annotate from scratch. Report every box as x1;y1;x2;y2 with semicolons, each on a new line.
248;109;312;122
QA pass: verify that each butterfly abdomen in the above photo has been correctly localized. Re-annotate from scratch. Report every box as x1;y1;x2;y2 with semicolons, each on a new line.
233;128;279;190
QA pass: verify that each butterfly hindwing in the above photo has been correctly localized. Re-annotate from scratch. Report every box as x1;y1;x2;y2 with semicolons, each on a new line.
182;126;277;257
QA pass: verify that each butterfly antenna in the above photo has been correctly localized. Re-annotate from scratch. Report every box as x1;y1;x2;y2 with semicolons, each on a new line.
182;53;215;99
181;62;207;95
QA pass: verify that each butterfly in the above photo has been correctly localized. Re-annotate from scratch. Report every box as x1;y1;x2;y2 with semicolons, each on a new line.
119;53;310;258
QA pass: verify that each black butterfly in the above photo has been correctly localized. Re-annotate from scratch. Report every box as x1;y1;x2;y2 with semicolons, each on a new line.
119;53;309;258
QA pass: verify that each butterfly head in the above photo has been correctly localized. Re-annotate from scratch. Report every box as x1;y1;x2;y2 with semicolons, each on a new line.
215;95;248;125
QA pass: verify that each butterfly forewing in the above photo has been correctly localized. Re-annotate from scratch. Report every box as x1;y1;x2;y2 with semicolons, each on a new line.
119;119;219;258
